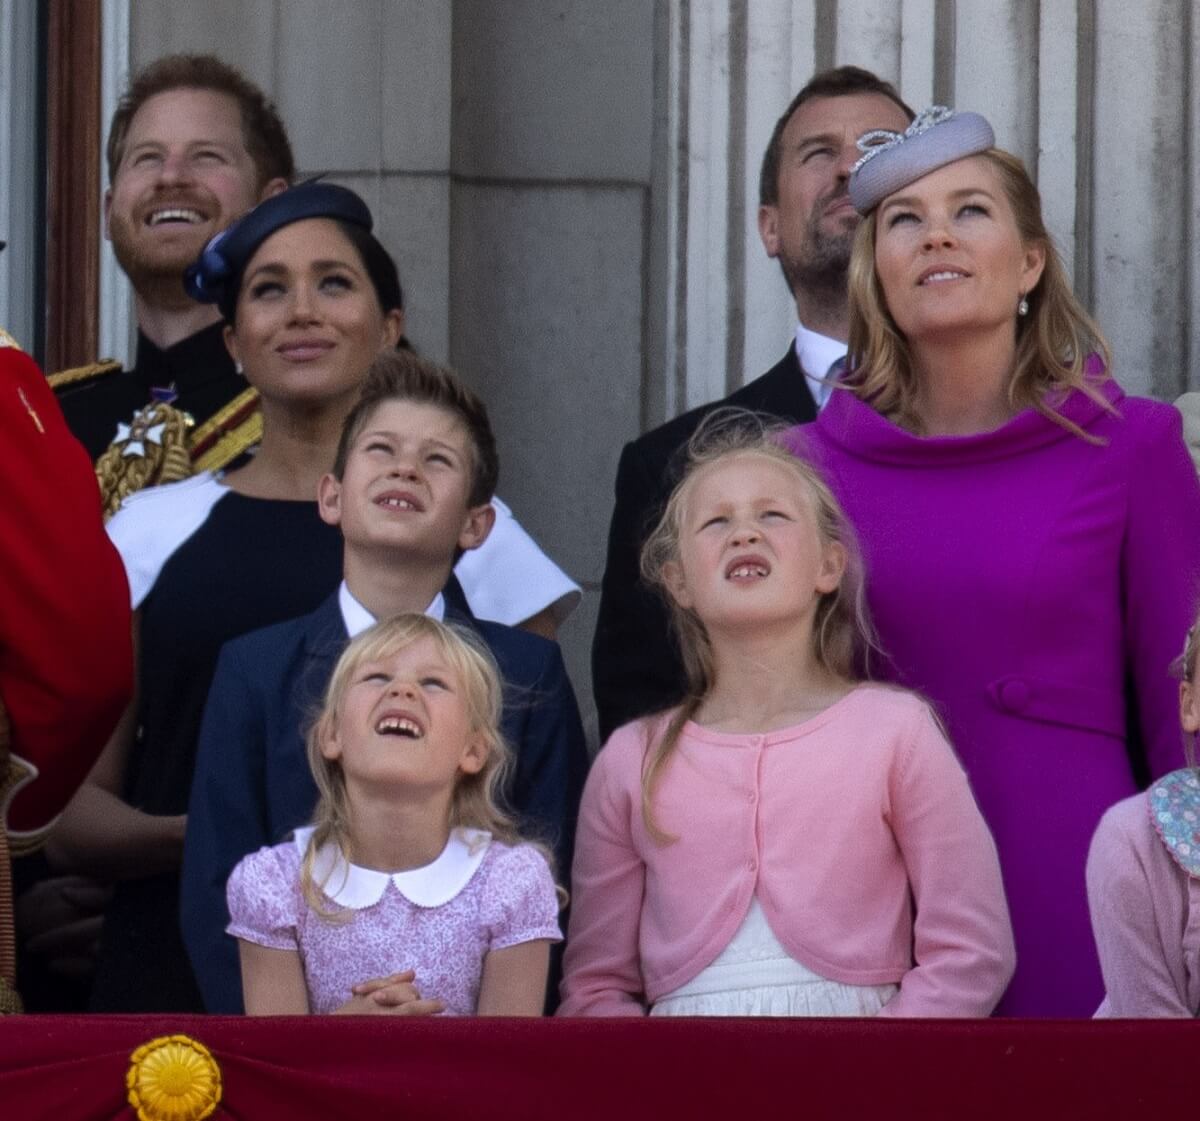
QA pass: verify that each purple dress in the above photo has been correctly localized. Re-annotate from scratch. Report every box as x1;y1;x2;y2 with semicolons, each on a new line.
786;377;1200;1016
228;828;562;1015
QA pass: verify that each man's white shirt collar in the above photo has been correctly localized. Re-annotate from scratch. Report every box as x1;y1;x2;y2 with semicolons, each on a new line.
337;580;446;638
794;322;847;410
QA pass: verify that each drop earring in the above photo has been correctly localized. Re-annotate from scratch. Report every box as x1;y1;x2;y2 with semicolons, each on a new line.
1017;295;1029;317
234;361;244;375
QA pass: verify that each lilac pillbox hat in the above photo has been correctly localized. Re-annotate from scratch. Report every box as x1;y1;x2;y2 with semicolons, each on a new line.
848;107;995;214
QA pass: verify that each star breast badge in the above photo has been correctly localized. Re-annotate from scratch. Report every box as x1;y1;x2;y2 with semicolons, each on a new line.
114;408;170;459
96;401;194;518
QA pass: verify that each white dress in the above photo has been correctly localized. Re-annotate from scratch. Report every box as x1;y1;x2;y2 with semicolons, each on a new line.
650;898;898;1017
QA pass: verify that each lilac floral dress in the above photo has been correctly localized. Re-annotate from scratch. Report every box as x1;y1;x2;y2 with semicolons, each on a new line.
227;827;561;1014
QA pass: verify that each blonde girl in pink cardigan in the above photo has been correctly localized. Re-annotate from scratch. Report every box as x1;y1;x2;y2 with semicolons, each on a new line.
560;418;1014;1017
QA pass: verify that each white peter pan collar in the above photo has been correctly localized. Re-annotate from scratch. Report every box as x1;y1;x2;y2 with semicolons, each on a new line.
292;826;491;908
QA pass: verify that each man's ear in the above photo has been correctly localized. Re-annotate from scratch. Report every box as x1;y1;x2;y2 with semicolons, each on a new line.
258;177;290;203
758;203;781;259
317;473;344;527
458;502;496;553
662;560;693;610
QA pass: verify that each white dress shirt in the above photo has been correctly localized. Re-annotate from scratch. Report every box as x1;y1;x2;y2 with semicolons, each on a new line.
794;322;848;411
337;580;445;638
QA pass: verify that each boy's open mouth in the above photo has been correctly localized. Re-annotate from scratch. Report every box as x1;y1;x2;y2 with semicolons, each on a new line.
375;490;425;512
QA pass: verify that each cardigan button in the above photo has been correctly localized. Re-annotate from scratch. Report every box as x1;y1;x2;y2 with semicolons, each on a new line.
998;679;1031;712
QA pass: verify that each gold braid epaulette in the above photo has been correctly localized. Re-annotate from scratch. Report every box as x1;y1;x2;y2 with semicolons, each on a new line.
47;358;122;390
95;387;263;518
96;403;193;519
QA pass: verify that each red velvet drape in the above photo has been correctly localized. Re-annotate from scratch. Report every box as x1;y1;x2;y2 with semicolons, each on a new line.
0;1015;1190;1120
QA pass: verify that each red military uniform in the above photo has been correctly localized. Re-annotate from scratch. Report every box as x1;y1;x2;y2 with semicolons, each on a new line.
0;331;132;841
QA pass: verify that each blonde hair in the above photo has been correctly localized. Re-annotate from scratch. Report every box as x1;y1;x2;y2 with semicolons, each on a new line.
638;411;878;839
1179;613;1200;686
300;614;533;917
1176;611;1200;771
846;148;1113;438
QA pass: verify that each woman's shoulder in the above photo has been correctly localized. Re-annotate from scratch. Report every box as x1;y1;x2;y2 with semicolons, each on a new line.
107;470;228;608
452;495;582;627
1076;386;1199;502
108;469;224;522
1095;383;1184;445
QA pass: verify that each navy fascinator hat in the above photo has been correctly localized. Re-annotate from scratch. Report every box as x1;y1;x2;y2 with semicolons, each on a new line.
184;181;395;321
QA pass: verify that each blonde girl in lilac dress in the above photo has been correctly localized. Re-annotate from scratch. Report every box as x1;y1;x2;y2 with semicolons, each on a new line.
227;614;561;1015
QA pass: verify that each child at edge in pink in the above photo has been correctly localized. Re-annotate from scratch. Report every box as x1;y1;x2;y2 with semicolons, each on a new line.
227;615;561;1015
1087;613;1200;1017
558;422;1014;1017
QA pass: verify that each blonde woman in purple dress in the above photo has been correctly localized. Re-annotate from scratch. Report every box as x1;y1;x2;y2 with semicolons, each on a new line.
787;108;1200;1015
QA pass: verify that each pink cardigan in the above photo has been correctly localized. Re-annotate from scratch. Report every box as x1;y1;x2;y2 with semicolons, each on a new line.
1086;775;1200;1017
559;685;1014;1017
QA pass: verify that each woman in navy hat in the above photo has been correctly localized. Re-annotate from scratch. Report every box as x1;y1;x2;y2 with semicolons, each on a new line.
51;183;574;1011
785;109;1200;1016
49;182;405;1011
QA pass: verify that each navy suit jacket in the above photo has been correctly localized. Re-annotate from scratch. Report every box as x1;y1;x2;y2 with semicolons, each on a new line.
591;347;819;739
181;590;588;1013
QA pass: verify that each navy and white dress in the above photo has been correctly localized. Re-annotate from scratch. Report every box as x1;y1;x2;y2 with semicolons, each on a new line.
90;472;579;1011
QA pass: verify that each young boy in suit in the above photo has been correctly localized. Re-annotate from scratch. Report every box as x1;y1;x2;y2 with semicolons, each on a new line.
182;349;588;1013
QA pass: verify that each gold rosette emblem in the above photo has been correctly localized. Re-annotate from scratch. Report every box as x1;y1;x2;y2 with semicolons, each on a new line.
126;1034;222;1121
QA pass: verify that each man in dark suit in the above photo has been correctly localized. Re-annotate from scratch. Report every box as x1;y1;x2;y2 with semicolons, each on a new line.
180;350;588;1012
592;67;913;739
